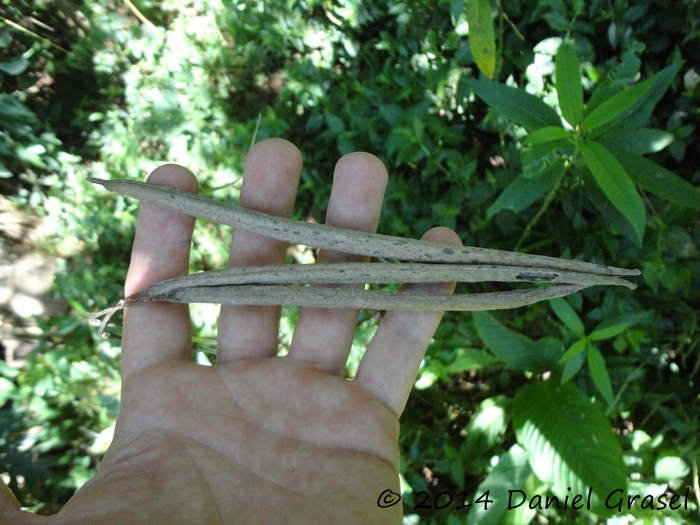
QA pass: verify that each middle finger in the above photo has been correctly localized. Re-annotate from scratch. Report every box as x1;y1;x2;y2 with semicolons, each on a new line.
288;152;388;374
217;139;303;364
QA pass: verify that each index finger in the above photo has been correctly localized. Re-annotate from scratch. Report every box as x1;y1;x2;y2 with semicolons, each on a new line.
121;164;198;380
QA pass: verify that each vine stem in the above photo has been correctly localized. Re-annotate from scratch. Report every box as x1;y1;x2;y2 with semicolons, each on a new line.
515;174;563;251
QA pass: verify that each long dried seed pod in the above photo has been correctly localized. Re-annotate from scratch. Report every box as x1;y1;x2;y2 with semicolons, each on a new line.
128;283;587;311
86;177;641;338
88;283;587;338
126;263;635;302
87;178;640;278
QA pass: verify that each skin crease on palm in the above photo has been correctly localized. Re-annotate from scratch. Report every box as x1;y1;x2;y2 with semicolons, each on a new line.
0;139;461;525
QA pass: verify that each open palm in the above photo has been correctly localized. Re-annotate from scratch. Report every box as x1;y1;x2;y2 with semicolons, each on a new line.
2;139;460;525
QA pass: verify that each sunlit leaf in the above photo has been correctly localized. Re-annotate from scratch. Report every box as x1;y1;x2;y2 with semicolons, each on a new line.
654;457;690;482
513;381;626;517
466;444;532;525
604;128;674;154
466;0;496;78
463;396;510;463
555;43;583;126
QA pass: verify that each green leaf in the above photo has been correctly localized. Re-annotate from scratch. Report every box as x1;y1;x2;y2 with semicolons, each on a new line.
521;140;569;179
324;113;345;134
659;265;692;293
587;344;614;405
549;297;585;337
0;59;29;76
466;0;496;78
612;151;700;209
378;104;404;126
589;322;631;341
487;158;566;217
473;312;560;373
654;457;690;482
580;79;649;132
463;396;510;463
466;77;561;131
581;169;642;247
582;62;682;136
513;382;626;517
466;444;533;525
558;338;588;364
579;140;645;245
0;360;20;379
0;94;38;122
604;128;675;155
555;43;583;126
445;348;498;373
523;126;570;145
597;62;683;141
0;377;16;406
561;351;586;383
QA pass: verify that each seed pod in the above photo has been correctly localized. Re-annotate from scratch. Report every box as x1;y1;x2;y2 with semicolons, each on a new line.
86;177;641;338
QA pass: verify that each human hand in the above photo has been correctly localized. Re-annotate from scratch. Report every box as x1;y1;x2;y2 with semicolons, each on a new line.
1;139;461;525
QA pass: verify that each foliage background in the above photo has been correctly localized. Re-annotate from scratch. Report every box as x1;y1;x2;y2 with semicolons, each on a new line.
0;0;699;523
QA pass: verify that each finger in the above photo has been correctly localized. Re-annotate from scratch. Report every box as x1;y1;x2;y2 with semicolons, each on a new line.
354;227;462;416
217;139;303;363
288;153;388;374
121;165;198;380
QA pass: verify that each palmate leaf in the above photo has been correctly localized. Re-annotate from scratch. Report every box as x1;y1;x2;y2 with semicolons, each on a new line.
466;0;496;79
555;43;583;126
579;140;645;245
466;78;561;131
513;381;626;517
